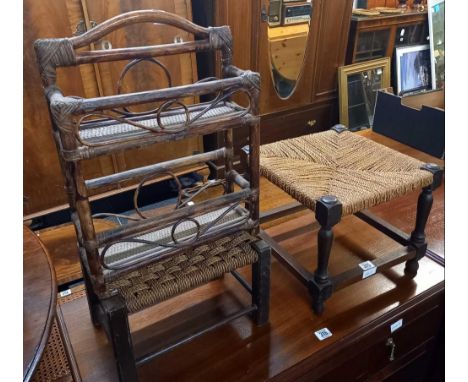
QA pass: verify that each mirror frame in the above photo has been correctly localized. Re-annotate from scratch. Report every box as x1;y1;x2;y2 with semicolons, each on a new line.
266;0;314;100
338;57;391;130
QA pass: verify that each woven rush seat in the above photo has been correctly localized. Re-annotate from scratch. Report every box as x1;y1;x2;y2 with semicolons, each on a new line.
80;102;250;144
260;130;433;216
102;205;249;268
104;231;258;313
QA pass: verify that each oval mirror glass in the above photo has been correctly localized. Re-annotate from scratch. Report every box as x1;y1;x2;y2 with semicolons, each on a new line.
267;0;313;99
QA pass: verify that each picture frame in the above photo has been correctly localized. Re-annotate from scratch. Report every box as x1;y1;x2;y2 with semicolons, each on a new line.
338;57;391;131
395;44;432;95
428;0;445;90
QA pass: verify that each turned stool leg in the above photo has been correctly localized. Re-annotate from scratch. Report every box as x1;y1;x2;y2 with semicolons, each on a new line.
101;296;138;382
310;196;342;315
405;163;443;277
252;240;271;326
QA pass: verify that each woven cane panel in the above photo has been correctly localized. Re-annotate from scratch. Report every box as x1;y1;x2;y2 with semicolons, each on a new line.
80;105;237;141
104;231;258;313
260;130;433;216
32;319;71;382
102;206;248;266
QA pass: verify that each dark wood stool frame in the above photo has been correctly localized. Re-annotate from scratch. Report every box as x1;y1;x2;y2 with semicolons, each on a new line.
35;10;270;381
247;125;443;315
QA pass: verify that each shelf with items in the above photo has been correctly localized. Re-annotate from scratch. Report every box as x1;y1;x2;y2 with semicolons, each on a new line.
346;9;429;64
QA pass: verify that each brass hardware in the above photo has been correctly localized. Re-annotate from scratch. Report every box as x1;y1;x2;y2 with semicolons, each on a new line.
100;40;112;50
386;337;396;361
307;120;317;127
74;19;97;36
74;19;112;50
174;36;184;44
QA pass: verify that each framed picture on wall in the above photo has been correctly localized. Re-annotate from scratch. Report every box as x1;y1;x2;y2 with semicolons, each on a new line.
395;44;432;95
338;57;391;131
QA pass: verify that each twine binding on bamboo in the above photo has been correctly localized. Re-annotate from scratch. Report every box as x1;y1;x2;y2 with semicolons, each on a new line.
260;130;433;216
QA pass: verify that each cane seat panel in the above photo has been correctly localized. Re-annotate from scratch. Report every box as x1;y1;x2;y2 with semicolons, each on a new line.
79;103;253;145
101;205;250;267
31;319;72;382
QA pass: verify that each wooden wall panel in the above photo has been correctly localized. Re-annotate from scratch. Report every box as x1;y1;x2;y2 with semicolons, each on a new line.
216;0;254;73
23;0;116;215
312;0;353;102
24;0;203;216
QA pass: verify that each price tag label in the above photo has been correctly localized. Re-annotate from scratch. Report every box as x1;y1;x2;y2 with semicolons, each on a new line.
314;328;333;341
390;319;403;333
59;289;72;298
359;260;377;279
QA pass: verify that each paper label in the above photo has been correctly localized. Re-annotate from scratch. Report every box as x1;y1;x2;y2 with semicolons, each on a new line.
390;319;403;333
359;260;377;279
314;328;333;341
59;289;72;298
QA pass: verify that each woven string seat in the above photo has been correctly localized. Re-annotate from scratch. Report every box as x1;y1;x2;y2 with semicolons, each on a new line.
80;102;249;144
260;130;433;216
103;231;258;313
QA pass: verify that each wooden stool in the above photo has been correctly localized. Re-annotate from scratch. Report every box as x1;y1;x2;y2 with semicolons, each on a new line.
258;125;442;314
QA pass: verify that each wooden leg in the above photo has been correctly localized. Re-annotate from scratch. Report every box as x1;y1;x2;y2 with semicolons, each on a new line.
101;296;138;382
311;196;342;315
251;240;271;326
405;186;433;277
405;163;442;277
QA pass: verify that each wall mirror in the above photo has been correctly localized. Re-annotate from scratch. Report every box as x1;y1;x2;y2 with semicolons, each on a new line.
428;0;445;89
266;0;313;99
338;57;391;131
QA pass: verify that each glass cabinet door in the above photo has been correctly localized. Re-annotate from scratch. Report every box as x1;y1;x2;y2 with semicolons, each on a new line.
355;29;390;62
394;23;429;47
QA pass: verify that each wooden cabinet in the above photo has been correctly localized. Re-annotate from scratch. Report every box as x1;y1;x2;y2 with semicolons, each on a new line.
209;0;353;151
366;0;419;8
312;287;444;381
346;9;429;64
23;0;203;216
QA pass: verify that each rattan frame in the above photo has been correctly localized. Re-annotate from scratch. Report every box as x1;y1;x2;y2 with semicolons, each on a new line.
35;10;270;382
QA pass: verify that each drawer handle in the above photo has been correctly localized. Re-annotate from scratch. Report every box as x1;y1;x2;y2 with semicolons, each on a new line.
307;120;317;127
386;337;396;361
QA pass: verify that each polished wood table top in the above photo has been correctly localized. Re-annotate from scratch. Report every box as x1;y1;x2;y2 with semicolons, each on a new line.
23;225;57;381
57;132;444;381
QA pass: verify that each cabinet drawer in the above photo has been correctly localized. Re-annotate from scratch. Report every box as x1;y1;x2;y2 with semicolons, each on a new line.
368;303;442;376
305;290;444;382
260;101;338;145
